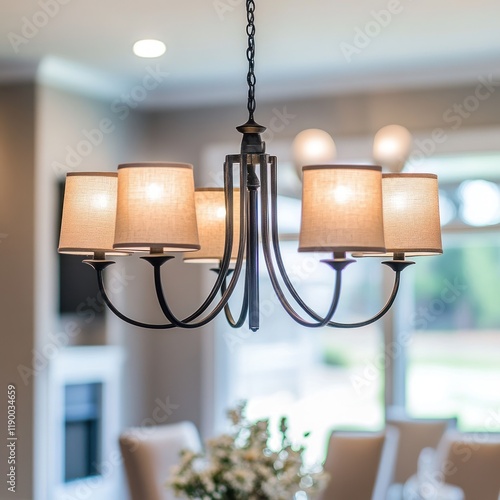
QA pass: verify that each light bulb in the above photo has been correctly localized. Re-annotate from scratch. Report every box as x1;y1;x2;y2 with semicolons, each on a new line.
146;183;163;202
373;125;412;172
292;129;336;177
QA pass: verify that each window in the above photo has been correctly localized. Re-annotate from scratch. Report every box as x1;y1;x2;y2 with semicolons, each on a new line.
403;153;500;431
219;231;386;463
213;148;500;463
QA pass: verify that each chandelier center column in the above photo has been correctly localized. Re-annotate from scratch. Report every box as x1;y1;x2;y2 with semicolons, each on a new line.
237;123;266;333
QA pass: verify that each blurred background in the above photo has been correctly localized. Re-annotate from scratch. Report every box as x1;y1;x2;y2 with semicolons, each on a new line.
0;0;499;498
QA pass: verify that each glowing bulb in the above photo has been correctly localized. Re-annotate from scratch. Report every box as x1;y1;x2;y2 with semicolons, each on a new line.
373;125;412;172
146;183;163;202
306;138;328;156
332;185;352;204
377;138;399;155
390;193;408;211
133;39;167;58
91;193;109;210
216;207;226;219
293;129;336;177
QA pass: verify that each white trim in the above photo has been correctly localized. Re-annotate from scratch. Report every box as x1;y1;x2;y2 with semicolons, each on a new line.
48;346;124;500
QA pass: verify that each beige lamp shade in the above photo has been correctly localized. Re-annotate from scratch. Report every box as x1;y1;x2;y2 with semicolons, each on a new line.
184;188;241;264
381;173;442;256
113;162;200;252
58;172;124;256
298;165;385;253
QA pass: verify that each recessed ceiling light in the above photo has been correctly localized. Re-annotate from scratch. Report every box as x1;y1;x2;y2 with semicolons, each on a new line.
133;39;166;58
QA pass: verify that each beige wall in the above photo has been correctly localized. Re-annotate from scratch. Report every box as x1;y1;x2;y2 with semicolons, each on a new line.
0;80;210;498
0;84;36;500
34;85;157;500
150;82;500;167
34;84;209;498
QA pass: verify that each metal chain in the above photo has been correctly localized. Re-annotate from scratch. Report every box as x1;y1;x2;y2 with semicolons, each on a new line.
245;0;256;121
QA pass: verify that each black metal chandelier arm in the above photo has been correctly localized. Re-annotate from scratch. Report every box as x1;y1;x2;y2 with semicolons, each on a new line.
264;156;345;323
143;155;243;328
261;217;343;328
269;225;408;328
143;155;249;329
260;158;343;328
265;157;414;329
151;262;188;328
326;268;404;328
178;155;240;323
88;261;175;330
220;265;249;328
150;235;247;329
266;157;325;321
325;259;414;328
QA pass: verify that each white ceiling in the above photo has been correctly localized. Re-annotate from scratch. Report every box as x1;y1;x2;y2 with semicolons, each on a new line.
1;0;499;108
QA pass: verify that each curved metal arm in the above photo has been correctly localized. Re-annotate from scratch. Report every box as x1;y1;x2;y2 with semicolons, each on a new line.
86;155;249;331
218;267;249;329
86;260;175;330
177;155;240;323
207;268;248;328
144;155;249;329
328;267;401;328
265;156;341;322
149;246;246;328
328;259;414;328
265;156;414;329
260;156;343;328
262;226;343;328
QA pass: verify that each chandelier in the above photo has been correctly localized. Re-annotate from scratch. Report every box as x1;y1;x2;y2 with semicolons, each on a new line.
58;1;443;332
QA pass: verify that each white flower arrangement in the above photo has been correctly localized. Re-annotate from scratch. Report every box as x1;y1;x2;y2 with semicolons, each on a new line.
168;402;328;500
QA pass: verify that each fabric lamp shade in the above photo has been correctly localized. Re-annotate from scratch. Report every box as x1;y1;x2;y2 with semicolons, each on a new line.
58;172;123;256
299;165;385;253
113;162;200;252
380;173;442;256
184;188;241;263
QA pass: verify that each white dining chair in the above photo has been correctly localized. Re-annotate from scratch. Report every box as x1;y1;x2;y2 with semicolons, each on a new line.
436;431;500;500
386;410;457;484
319;427;399;500
119;421;202;500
